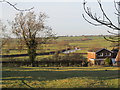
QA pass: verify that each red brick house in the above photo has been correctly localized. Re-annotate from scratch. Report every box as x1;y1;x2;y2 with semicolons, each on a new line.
87;48;114;65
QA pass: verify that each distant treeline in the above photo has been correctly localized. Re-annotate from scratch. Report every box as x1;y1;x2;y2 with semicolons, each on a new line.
57;35;113;37
64;38;92;42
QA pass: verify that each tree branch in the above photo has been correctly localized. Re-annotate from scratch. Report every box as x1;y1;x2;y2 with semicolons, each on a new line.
0;0;34;11
82;14;102;26
83;0;120;47
107;30;118;35
104;36;119;42
83;0;120;31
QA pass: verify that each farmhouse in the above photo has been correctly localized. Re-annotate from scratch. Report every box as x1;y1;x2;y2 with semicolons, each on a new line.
87;48;120;66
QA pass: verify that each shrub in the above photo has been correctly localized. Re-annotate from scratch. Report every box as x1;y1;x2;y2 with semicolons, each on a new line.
40;53;87;67
82;61;89;67
104;57;113;66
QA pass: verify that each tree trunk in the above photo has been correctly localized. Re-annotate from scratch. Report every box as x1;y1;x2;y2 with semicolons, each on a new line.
28;46;36;67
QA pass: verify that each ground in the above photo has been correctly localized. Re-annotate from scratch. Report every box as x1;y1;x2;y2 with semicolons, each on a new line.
1;36;119;88
1;66;120;88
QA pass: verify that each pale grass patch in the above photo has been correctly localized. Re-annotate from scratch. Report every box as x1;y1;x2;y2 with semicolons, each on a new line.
2;77;119;88
1;76;32;80
2;66;119;71
2;66;119;88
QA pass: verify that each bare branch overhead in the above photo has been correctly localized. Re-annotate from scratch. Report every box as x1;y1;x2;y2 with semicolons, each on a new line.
0;0;34;11
83;0;120;47
83;0;120;31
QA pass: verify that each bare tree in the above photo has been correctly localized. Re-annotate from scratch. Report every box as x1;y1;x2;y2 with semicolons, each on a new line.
12;11;55;67
82;0;120;48
0;0;34;11
0;0;34;48
0;20;10;49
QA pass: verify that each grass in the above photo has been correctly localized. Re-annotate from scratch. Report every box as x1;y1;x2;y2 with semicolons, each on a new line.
1;54;54;62
1;36;112;63
2;66;120;88
2;36;112;55
1;36;117;88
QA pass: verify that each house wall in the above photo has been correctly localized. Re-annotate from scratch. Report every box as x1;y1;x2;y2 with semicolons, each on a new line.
115;51;120;66
87;49;118;66
87;52;96;61
87;49;115;66
94;60;105;65
89;60;95;66
116;61;120;66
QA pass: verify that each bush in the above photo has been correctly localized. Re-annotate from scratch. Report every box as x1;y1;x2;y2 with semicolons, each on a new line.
104;57;113;66
40;53;87;67
3;53;87;67
82;61;89;67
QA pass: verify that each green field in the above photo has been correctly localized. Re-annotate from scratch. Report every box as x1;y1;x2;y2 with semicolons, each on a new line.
2;66;120;88
2;36;112;55
2;36;118;88
1;36;113;62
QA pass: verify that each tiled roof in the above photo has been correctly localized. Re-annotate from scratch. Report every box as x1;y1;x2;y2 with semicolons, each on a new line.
88;48;112;53
111;48;119;52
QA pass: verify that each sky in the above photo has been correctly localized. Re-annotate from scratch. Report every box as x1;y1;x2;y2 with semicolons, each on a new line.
1;0;119;36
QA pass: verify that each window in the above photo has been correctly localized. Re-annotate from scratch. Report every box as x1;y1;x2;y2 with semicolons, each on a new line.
98;53;103;56
105;53;111;56
105;53;107;56
109;53;111;56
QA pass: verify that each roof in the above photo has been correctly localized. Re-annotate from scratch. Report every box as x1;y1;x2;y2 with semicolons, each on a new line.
115;50;120;61
96;48;113;53
88;48;112;53
111;48;119;53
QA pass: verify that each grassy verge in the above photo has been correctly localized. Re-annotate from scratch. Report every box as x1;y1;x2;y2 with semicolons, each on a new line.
2;66;120;88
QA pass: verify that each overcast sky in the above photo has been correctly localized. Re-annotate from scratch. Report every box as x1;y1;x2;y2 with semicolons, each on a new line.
1;0;119;36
